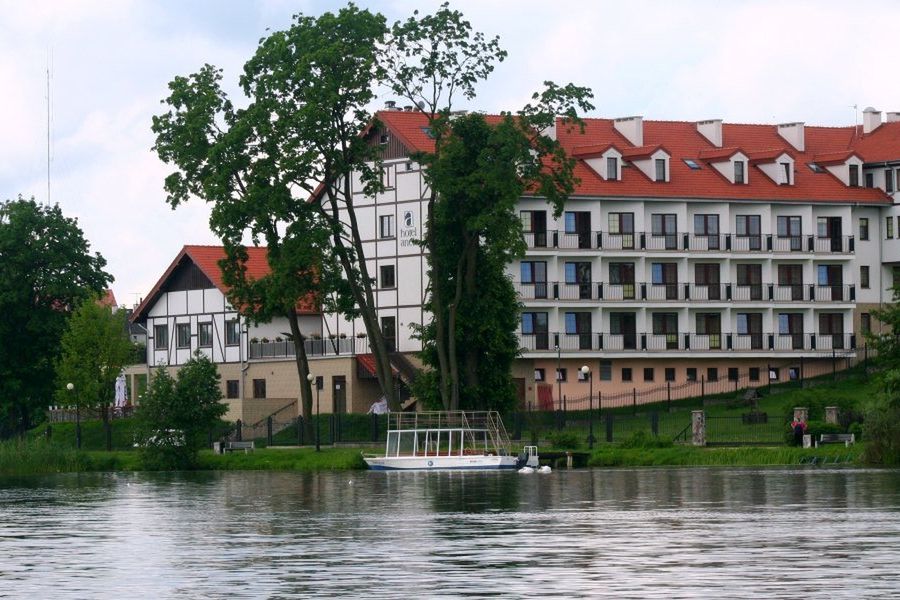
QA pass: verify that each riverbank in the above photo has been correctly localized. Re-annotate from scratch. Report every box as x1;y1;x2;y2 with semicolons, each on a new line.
0;437;866;476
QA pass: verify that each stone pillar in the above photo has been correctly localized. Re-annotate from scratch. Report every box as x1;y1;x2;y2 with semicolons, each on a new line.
793;407;808;424
691;410;706;447
825;406;839;425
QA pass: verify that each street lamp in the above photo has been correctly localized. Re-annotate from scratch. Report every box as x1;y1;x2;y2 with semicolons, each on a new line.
67;382;81;450
580;365;594;449
306;373;320;452
555;345;561;411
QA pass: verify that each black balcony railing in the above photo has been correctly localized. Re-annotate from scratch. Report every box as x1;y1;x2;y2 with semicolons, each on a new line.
249;337;369;359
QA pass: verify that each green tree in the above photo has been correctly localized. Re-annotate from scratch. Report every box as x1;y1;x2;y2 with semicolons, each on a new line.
152;5;404;410
865;300;900;464
54;298;133;413
137;352;226;469
0;197;112;437
384;5;593;410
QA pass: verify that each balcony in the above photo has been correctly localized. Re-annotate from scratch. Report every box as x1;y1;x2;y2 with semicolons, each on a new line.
514;282;855;303
518;332;856;353
523;230;855;254
249;337;369;360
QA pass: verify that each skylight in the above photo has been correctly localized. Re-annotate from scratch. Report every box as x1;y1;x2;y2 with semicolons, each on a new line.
683;159;701;170
808;163;825;173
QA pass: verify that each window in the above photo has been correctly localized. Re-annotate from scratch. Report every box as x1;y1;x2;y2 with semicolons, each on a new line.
861;265;870;289
886;169;895;193
608;212;635;248
382;165;392;188
749;367;760;382
707;367;719;382
894;266;900;287
777;215;803;251
655;159;666;182
556;368;567;382
694;214;720;249
849;164;859;187
154;324;168;350
521;312;549;350
736;215;762;250
199;322;212;347
728;368;739;382
643;368;654;382
380;264;396;289
405;161;414;172
565;262;592;299
521;210;548;247
607;157;618;181
564;211;592;249
652;312;679;349
859;218;869;241
769;368;780;381
686;368;697;382
521;261;548;299
865;172;874;188
861;313;871;334
888;217;895;239
609;263;636;299
252;379;266;399
225;319;240;346
381;316;397;352
534;368;545;382
621;367;632;382
781;162;791;184
226;380;239;399
599;360;612;381
684;159;701;170
176;323;191;349
808;163;825;173
665;368;676;382
379;214;395;238
734;160;745;184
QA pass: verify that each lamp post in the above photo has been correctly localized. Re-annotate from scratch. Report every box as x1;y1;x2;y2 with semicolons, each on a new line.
67;382;80;450
306;373;320;452
580;365;594;449
555;344;561;411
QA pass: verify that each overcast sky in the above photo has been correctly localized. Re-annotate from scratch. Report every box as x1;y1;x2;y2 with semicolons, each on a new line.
3;0;899;307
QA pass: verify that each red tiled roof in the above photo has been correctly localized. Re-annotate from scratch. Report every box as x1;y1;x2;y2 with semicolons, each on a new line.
98;289;117;308
130;245;319;322
356;353;398;378
572;143;619;158
621;144;669;159
374;110;891;204
747;148;794;164
812;150;859;165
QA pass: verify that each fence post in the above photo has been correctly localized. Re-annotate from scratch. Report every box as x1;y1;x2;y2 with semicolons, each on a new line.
691;410;706;446
651;412;659;437
605;413;613;443
329;414;336;445
598;391;602;422
563;394;567;413
336;412;342;443
832;349;837;380
767;364;772;395
701;377;706;406
267;416;273;446
632;387;637;415
296;416;303;446
236;419;242;442
667;381;671;413
370;413;379;442
865;345;869;371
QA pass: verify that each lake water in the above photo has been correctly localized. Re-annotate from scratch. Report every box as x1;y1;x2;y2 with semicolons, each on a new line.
2;467;899;598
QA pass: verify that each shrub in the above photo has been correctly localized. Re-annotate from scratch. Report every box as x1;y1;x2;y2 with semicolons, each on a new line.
619;430;674;449
546;430;582;450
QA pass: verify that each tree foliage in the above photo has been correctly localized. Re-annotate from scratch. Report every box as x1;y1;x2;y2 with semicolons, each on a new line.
152;5;403;410
385;5;593;410
0;197;112;437
54;299;133;411
865;299;900;464
137;352;226;469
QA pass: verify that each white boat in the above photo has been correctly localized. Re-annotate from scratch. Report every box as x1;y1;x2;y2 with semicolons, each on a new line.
363;411;539;471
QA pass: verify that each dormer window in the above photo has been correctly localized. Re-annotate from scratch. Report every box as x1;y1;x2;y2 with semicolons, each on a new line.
849;165;859;187
886;169;895;193
781;162;791;185
865;172;874;188
684;159;701;170
607;157;618;181
734;161;745;184
655;159;666;182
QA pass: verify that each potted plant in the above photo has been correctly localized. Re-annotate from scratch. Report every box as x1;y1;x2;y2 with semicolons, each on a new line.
339;333;347;339
250;337;259;344
275;336;283;343
356;332;367;338
261;337;269;344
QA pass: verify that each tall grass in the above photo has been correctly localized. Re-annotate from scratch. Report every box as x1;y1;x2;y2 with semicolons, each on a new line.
586;444;862;468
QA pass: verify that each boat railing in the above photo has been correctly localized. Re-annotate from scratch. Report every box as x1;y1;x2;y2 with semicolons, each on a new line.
387;411;512;455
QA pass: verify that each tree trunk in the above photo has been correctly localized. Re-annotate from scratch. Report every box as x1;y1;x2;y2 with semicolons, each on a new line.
287;314;315;443
321;183;399;410
424;190;452;410
463;239;480;397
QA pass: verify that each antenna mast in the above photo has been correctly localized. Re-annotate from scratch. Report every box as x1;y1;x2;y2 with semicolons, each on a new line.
46;50;52;205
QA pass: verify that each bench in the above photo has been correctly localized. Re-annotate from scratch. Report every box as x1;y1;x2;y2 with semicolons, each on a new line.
214;441;255;454
818;433;855;447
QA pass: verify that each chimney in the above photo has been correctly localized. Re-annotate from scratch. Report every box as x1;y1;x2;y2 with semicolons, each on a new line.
863;107;882;134
886;112;900;123
614;116;643;146
403;105;414;112
696;119;723;148
777;122;805;152
384;100;397;110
